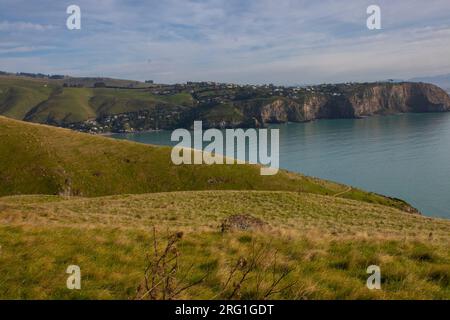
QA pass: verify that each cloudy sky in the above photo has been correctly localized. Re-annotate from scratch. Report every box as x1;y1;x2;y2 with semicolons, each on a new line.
1;0;450;84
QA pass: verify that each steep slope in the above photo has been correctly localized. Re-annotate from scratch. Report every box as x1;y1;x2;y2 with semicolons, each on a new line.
0;77;54;119
24;87;95;124
0;116;416;212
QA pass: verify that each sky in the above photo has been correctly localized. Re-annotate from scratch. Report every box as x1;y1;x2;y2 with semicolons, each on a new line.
1;0;450;85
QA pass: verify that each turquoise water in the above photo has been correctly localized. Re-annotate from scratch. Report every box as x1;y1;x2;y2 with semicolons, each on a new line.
112;113;450;218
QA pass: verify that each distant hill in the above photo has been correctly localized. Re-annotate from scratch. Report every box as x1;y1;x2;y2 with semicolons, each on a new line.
0;71;149;88
58;76;150;89
1;74;450;134
0;75;194;130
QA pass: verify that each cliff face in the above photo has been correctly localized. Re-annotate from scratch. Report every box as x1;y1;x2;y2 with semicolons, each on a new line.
349;83;450;116
236;83;450;126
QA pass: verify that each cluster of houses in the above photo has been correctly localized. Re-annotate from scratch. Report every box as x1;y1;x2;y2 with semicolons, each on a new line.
146;81;362;103
67;108;183;134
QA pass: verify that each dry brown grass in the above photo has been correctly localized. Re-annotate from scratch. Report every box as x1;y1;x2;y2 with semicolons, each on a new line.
0;191;449;300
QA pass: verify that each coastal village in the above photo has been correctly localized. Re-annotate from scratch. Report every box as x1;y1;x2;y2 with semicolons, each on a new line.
65;80;362;134
66;78;392;134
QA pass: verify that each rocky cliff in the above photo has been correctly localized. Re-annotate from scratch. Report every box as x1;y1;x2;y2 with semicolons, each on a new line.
232;82;450;127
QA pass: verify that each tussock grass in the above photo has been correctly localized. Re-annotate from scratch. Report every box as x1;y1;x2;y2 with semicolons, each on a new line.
0;191;449;300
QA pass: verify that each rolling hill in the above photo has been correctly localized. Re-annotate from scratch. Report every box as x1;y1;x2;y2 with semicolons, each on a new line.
0;75;194;128
0;116;413;212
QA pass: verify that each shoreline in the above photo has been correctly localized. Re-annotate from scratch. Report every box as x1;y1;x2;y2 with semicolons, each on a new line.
93;111;450;135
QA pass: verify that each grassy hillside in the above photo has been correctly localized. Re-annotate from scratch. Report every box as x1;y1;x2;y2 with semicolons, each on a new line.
90;88;193;115
0;191;449;299
24;87;95;124
0;77;55;119
0;117;410;210
0;76;194;126
0;116;415;212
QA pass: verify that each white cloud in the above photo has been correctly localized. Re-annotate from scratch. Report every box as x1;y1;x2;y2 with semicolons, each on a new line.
0;21;54;31
1;0;450;84
0;46;50;54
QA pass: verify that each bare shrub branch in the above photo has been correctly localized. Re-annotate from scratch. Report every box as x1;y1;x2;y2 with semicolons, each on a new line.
136;227;210;300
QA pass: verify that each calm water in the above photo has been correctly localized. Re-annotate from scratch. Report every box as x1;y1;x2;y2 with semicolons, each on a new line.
112;113;450;218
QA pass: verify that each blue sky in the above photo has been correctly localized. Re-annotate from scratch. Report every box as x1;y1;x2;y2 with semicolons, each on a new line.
1;0;450;84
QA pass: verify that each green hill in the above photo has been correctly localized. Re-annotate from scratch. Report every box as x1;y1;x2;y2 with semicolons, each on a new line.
0;77;56;119
0;116;414;212
24;87;95;124
0;75;194;128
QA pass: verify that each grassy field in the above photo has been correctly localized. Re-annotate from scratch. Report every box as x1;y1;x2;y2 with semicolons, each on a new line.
0;116;448;300
0;191;449;299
